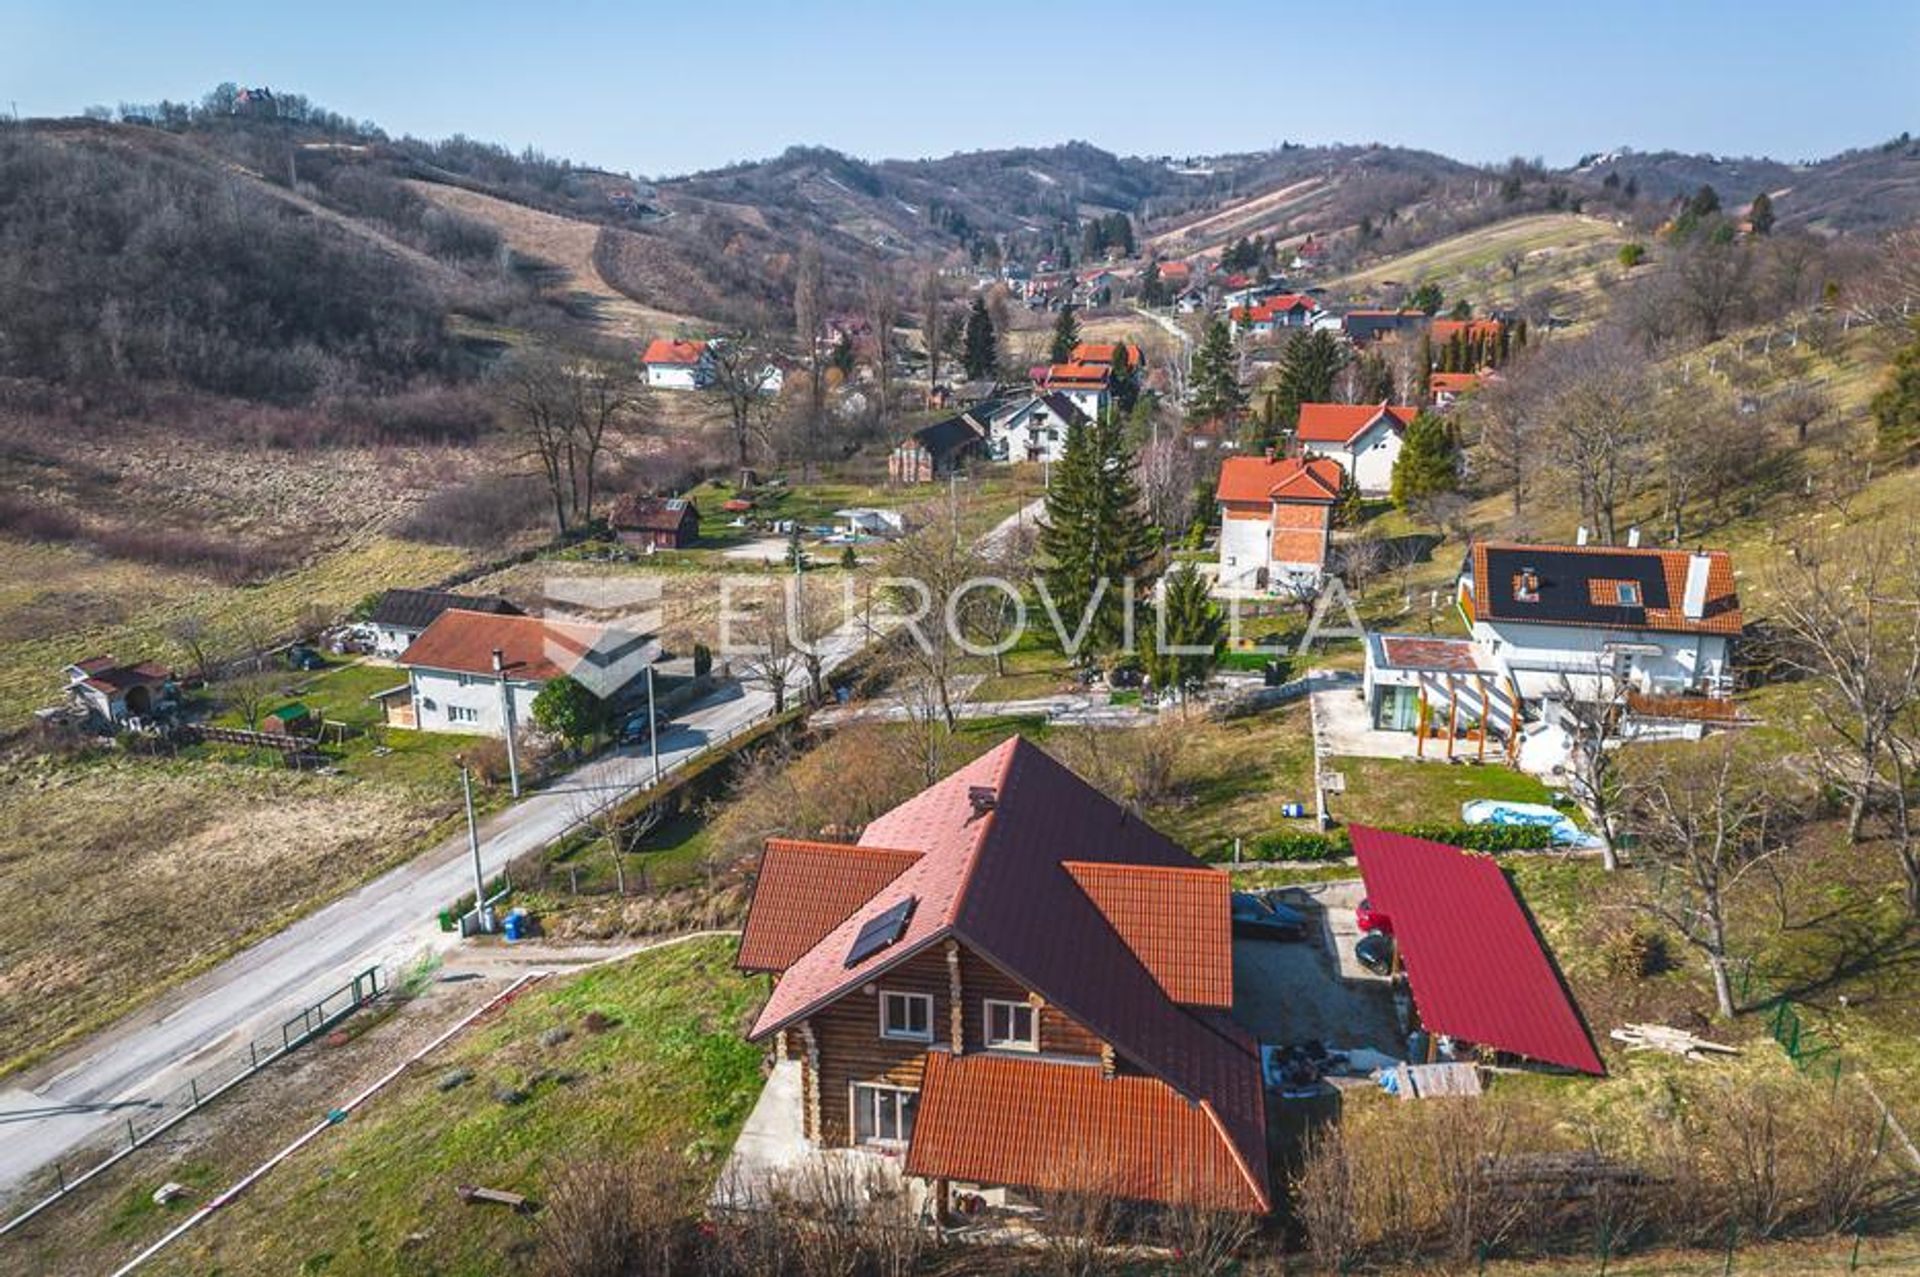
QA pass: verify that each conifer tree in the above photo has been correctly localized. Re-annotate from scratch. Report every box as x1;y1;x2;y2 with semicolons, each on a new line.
1390;412;1461;509
1049;305;1082;365
1872;322;1920;452
962;297;998;379
1139;261;1165;307
1039;411;1154;660
1138;563;1220;697
1749;190;1775;235
1187;318;1246;426
1271;328;1347;436
1109;343;1140;415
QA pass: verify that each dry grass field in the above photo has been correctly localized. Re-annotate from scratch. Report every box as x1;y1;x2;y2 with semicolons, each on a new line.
0;753;450;1077
1326;212;1630;317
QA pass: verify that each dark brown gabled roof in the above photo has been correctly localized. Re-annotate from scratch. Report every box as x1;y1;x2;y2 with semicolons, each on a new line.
609;494;698;534
368;589;520;632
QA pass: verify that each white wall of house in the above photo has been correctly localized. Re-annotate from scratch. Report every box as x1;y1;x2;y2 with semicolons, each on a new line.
1218;514;1271;588
991;403;1073;463
1309;420;1402;495
1473;620;1733;702
407;667;545;736
1055;386;1107;422
646;362;706;391
373;624;421;659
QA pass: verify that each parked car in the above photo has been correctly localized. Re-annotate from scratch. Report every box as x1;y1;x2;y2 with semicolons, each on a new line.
1355;897;1393;935
618;708;670;747
286;645;327;671
1355;932;1395;976
1232;892;1308;942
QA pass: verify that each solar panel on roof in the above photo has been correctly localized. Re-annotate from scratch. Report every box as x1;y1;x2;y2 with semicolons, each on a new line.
845;897;916;967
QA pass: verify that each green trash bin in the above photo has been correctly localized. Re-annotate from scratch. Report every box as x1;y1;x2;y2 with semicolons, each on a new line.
437;909;456;932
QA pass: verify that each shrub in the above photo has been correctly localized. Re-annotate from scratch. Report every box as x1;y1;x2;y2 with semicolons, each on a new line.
396;472;550;548
1237;823;1553;862
1619;242;1648;268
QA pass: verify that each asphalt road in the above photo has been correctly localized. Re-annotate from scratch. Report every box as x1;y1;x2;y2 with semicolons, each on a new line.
0;498;1045;1201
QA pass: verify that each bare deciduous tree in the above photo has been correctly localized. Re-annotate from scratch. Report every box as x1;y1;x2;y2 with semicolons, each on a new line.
706;336;779;470
500;351;641;535
1625;738;1791;1018
1535;330;1655;545
730;582;805;715
919;269;945;396
864;261;898;409
1137;433;1200;544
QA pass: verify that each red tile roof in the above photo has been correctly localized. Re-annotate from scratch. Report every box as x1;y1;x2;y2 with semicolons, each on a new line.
1350;827;1604;1075
1037;363;1113;389
1377;634;1483;673
1430;372;1482;394
1295;402;1416;445
737;839;922;972
1069;342;1144;369
641;338;707;366
399;609;651;686
907;1052;1269;1212
1064;862;1232;1008
71;657;169;692
743;738;1266;1202
1230;294;1321;324
1216;454;1344;505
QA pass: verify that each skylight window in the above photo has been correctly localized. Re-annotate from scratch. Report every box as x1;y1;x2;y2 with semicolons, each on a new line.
1513;569;1541;603
845;897;916;968
1615;582;1643;607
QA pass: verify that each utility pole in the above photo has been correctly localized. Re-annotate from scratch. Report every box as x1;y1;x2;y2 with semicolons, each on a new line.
646;664;661;787
492;648;520;798
461;765;492;934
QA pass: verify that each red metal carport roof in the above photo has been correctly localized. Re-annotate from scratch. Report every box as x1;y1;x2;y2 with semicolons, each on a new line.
1350;826;1605;1075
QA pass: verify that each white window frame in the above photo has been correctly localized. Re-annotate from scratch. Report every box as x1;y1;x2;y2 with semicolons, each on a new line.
850;1082;918;1147
447;705;480;725
983;998;1039;1052
878;990;933;1043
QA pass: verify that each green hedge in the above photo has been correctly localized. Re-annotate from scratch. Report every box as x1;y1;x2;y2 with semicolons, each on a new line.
1232;823;1555;863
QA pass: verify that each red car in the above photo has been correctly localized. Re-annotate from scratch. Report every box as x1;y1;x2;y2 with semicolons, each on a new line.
1355;897;1393;935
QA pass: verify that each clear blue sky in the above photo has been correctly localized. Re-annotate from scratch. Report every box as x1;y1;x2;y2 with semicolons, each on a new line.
5;1;1916;178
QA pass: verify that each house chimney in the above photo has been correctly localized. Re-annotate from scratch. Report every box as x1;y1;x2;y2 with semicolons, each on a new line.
1682;553;1713;620
1576;526;1590;546
967;785;997;818
1263;446;1275;462
1627;526;1642;548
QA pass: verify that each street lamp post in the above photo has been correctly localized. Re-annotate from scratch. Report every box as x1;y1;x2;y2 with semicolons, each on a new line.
492;647;520;799
461;764;491;934
646;663;661;787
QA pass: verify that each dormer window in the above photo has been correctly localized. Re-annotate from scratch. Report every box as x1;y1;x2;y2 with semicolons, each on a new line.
1513;569;1540;603
1615;582;1642;607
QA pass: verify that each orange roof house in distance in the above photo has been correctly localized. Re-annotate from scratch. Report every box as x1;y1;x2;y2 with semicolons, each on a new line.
1295;402;1416;495
1215;452;1344;594
392;609;657;737
1032;361;1112;422
1069;341;1144;371
1429;371;1484;407
641;338;713;390
725;738;1270;1217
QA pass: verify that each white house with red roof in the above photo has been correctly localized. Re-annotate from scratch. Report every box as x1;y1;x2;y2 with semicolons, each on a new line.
392;609;656;736
1295;401;1415;495
1031;362;1111;422
1214;452;1345;593
641;338;713;390
1227;293;1322;338
727;738;1270;1217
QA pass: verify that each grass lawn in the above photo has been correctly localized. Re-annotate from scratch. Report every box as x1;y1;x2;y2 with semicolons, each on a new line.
209;657;484;794
1150;701;1318;858
146;937;764;1277
1327;755;1555;829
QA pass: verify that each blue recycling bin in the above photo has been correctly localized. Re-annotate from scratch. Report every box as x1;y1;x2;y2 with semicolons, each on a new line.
502;909;527;943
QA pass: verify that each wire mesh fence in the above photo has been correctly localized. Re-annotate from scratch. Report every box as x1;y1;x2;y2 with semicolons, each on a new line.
0;965;385;1235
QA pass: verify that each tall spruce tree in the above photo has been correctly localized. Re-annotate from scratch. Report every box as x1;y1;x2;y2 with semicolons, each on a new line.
1049;306;1082;364
1271;328;1347;437
1039;411;1155;660
1139;562;1221;697
1749;190;1775;235
1390;411;1461;509
962;296;998;379
1139;261;1165;307
1109;343;1140;415
1188;318;1245;425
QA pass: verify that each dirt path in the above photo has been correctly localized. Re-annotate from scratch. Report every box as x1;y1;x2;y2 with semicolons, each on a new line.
406;181;696;341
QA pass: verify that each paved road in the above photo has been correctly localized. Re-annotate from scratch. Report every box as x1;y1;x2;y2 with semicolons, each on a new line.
0;498;1044;1200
